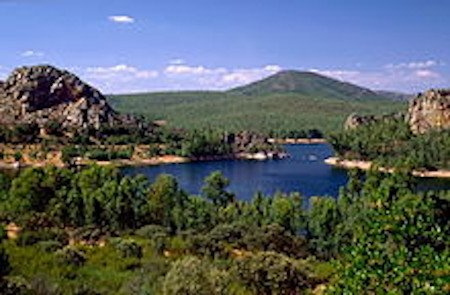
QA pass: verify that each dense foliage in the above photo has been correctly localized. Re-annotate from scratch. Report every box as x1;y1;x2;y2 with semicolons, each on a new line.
0;166;448;294
328;117;450;170
108;91;404;134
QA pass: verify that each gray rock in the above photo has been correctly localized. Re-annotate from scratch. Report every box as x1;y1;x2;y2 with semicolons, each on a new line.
0;65;144;134
407;89;450;134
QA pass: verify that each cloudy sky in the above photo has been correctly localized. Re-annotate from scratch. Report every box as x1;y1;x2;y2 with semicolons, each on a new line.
0;0;449;94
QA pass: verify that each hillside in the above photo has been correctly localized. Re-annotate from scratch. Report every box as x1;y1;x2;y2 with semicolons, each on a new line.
375;90;413;101
229;70;385;100
109;71;405;135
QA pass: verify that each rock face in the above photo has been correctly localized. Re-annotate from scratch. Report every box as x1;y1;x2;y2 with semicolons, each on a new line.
344;113;377;130
0;65;129;132
344;112;404;130
408;89;450;134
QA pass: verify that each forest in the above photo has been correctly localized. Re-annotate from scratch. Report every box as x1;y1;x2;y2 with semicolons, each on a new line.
328;117;450;170
0;165;448;294
108;91;404;135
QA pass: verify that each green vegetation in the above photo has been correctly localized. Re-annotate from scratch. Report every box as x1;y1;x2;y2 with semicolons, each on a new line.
108;71;405;135
230;70;387;100
0;166;448;294
109;91;404;135
328;117;450;170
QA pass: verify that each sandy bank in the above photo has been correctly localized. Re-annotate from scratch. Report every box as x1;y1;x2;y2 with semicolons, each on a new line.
268;138;327;144
325;157;450;179
0;152;288;170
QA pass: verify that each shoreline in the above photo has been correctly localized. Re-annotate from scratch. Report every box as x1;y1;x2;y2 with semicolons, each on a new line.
0;152;289;170
325;157;450;179
268;138;327;144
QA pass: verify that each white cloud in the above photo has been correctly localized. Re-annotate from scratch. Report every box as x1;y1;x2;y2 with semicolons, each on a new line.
164;63;282;89
414;69;440;78
220;65;282;85
81;64;158;93
311;60;445;93
385;60;438;70
108;15;135;24
21;50;44;57
86;64;158;79
169;59;185;65
165;64;227;75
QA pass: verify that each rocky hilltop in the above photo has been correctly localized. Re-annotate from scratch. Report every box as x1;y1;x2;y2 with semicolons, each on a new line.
408;89;450;134
0;65;141;135
344;88;450;134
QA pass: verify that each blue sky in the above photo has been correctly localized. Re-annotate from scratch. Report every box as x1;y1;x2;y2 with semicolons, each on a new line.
0;0;449;93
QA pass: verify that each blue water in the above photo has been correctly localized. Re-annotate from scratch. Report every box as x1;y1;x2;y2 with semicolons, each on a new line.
122;143;450;200
122;144;350;201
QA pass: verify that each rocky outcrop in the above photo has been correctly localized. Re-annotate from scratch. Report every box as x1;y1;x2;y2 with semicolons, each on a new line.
0;65;135;133
224;131;275;153
408;89;450;134
344;112;404;130
344;113;377;130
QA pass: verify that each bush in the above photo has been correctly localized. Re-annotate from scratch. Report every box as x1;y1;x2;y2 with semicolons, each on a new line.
55;246;86;266
162;256;231;295
0;247;11;278
0;225;6;242
233;251;315;294
135;224;169;239
36;240;63;253
15;231;41;246
110;238;143;259
15;228;68;247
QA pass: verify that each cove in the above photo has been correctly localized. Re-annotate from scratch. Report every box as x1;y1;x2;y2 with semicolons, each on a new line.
122;143;450;201
122;144;345;201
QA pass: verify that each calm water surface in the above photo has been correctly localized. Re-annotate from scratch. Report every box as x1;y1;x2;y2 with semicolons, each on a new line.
122;144;450;201
123;144;346;201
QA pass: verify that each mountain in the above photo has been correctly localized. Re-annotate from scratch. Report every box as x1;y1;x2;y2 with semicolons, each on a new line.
375;90;413;101
229;70;388;100
109;71;406;134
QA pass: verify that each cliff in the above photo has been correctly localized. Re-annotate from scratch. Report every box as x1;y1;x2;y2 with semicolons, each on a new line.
0;65;144;136
408;89;450;134
344;88;450;134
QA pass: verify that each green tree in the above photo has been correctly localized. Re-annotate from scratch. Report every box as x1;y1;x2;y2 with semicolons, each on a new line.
307;196;340;258
329;173;450;294
162;256;230;295
233;251;315;294
202;171;234;207
148;174;187;231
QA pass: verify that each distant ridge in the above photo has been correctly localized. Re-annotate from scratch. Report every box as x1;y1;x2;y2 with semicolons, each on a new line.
229;70;389;101
110;69;406;134
375;90;413;101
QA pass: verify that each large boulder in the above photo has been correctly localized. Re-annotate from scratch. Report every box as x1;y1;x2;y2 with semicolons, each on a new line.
344;113;377;130
0;65;126;131
344;112;404;130
407;89;450;134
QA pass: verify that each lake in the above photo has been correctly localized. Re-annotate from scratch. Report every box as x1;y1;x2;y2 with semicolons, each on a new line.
122;144;450;201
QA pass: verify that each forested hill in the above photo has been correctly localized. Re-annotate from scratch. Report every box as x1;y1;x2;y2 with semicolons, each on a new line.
229;70;386;100
108;71;406;135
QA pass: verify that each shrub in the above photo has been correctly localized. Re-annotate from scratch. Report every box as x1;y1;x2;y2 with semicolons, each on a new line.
0;225;6;242
55;246;86;266
162;256;230;295
135;224;169;239
110;238;143;259
233;251;315;294
15;228;68;247
15;231;41;246
0;247;11;277
37;240;63;253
